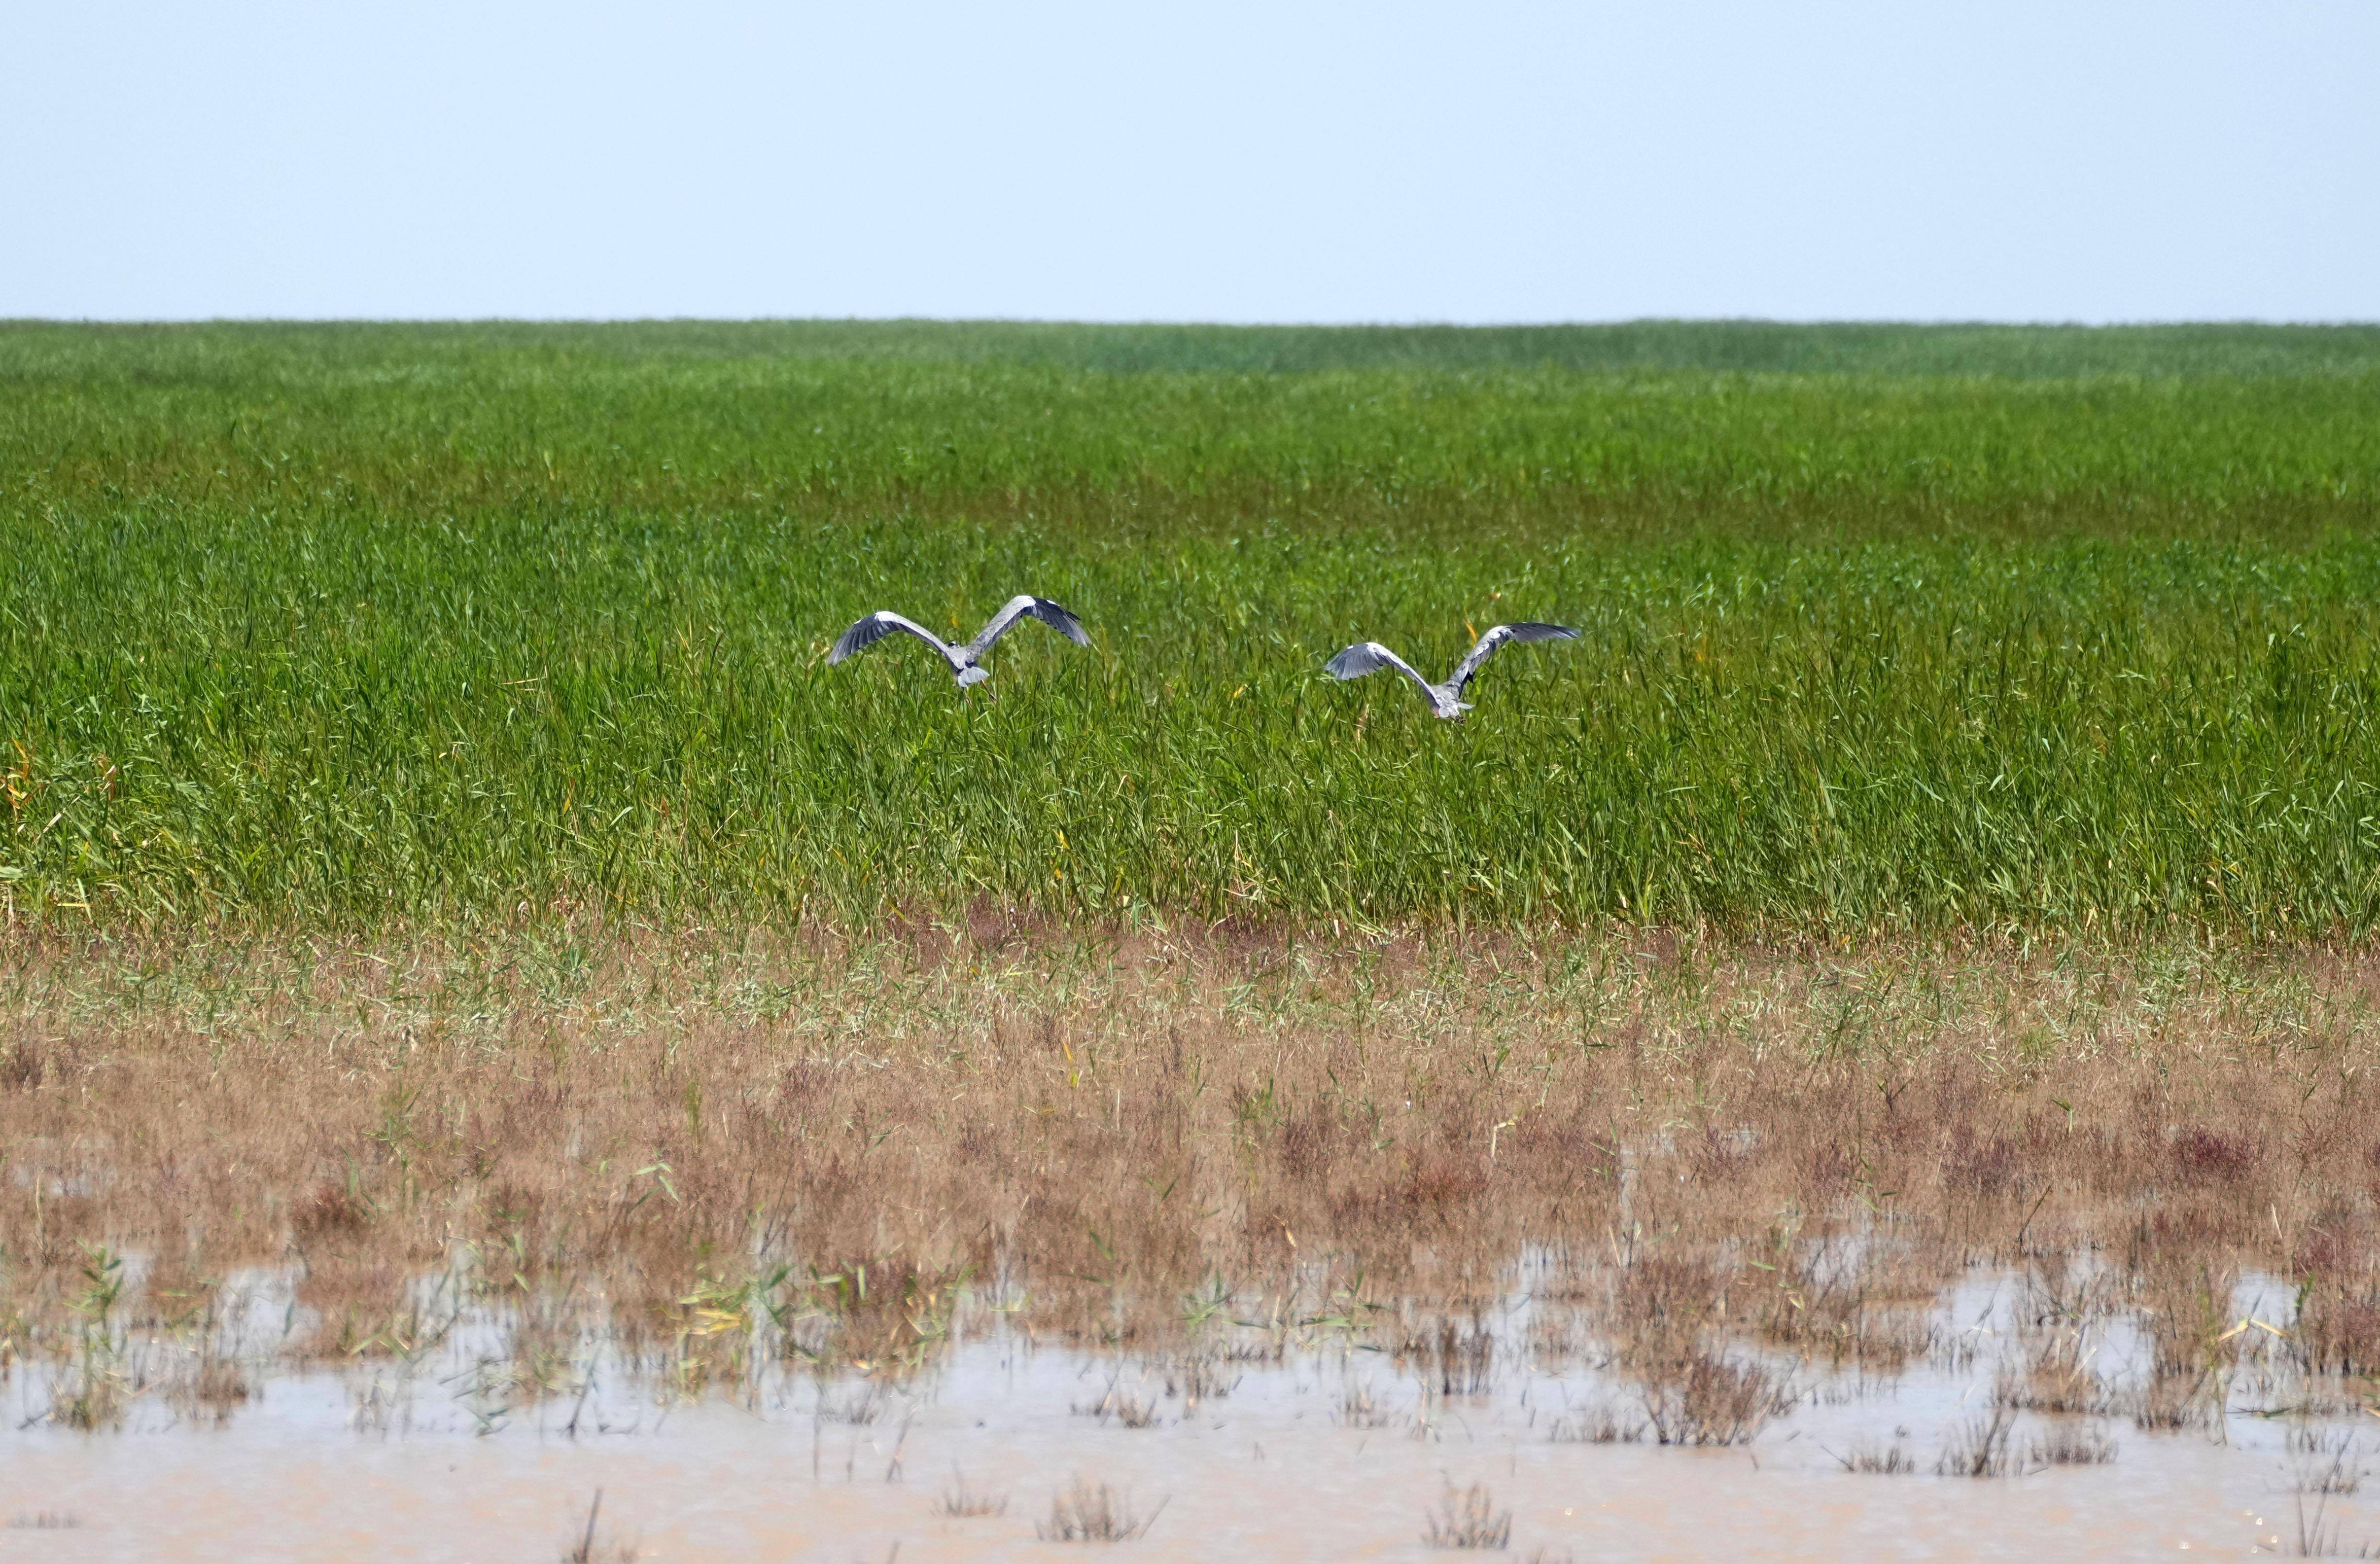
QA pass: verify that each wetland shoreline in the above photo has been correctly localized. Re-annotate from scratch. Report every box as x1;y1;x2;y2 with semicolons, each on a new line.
6;927;2375;1396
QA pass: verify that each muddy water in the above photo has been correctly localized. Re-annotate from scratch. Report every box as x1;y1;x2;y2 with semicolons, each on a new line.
3;1275;2373;1562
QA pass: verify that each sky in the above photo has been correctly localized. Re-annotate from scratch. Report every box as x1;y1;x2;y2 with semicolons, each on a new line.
4;1;2375;323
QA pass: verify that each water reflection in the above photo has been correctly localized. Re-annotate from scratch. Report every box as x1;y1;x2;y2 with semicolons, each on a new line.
4;1257;2375;1561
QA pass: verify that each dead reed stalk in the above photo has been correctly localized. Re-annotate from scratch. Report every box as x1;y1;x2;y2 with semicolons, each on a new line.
3;924;2377;1411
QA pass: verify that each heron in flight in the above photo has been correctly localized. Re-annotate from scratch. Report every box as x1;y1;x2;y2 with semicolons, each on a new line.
1325;622;1579;719
828;594;1090;686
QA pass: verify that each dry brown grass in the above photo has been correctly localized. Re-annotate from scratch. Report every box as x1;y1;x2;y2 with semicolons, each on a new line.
1423;1482;1514;1550
1073;1382;1162;1429
936;1469;1010;1518
2027;1421;2119;1467
1547;1401;1642;1445
1935;1404;2021;1478
1036;1478;1161;1543
5;922;2380;1410
1832;1437;1916;1474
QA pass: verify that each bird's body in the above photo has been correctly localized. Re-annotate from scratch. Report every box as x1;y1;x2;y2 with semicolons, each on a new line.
1324;622;1579;719
828;594;1089;686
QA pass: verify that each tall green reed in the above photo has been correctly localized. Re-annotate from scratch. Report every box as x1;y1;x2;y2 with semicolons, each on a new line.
4;323;2377;933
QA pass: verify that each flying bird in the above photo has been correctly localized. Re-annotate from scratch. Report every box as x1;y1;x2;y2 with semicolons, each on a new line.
1324;622;1580;720
828;594;1090;686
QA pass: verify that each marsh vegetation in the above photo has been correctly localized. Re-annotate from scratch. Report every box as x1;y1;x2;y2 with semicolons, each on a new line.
6;322;2380;1554
6;928;2380;1429
5;323;2380;931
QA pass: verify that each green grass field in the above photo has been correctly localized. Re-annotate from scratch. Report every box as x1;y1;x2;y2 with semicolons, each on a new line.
5;321;2379;933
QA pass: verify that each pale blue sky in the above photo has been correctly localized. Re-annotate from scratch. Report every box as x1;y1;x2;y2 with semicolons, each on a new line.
5;1;2375;322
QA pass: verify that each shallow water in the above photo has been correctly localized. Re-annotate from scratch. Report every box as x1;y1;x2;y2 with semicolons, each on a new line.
3;1268;2374;1562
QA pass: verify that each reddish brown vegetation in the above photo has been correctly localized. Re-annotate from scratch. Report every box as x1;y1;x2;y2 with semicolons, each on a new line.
2;925;2377;1418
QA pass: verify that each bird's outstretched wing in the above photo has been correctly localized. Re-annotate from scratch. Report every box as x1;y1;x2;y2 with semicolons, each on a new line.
965;595;1091;657
1446;622;1579;694
829;611;952;665
1326;642;1439;701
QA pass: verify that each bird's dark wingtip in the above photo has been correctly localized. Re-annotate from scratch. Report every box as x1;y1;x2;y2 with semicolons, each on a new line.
1036;598;1092;645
